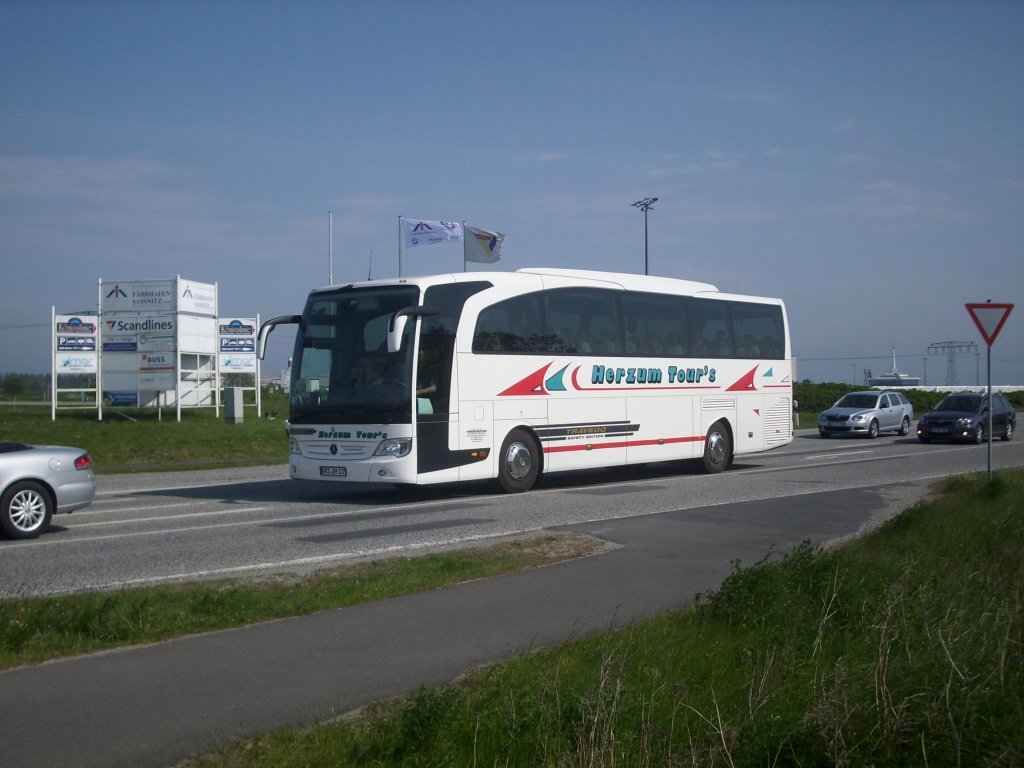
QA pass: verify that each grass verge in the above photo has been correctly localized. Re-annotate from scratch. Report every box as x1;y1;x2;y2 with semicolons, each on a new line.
0;395;290;472
0;533;604;670
184;470;1024;767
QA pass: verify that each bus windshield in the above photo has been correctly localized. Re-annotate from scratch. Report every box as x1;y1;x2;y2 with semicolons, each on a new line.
290;285;420;425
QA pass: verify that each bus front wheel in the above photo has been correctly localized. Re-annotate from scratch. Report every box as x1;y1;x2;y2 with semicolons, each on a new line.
701;421;732;474
498;428;541;493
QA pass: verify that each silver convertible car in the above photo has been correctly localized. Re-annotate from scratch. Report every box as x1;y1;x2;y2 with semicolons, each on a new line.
818;391;914;439
0;442;96;540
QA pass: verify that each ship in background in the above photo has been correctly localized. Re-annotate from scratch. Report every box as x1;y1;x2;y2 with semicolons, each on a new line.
865;348;922;387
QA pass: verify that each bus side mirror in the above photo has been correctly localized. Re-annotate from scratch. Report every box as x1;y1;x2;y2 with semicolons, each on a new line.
388;315;409;353
387;306;439;353
257;315;301;360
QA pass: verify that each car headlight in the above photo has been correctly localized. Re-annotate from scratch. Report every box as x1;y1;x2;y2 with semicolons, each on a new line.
850;415;865;422
373;437;412;458
955;418;974;429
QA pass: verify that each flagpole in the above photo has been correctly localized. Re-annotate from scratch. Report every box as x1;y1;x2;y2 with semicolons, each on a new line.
328;211;333;285
463;220;467;272
398;216;402;277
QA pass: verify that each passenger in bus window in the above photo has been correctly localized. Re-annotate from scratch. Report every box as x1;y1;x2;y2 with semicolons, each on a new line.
352;357;385;388
712;330;730;356
417;347;440;396
689;332;706;355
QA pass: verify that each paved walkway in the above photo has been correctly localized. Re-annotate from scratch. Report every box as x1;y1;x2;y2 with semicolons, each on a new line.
0;482;927;768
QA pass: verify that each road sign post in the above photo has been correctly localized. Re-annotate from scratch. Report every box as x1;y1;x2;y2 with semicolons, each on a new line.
965;302;1014;479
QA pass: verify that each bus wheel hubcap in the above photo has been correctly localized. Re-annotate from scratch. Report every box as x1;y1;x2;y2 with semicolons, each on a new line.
707;433;726;464
505;442;533;480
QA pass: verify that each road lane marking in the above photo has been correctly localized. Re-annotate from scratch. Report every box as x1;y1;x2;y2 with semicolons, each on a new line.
802;450;872;460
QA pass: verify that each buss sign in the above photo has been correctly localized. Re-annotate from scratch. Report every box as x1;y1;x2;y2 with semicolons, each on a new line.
966;303;1013;346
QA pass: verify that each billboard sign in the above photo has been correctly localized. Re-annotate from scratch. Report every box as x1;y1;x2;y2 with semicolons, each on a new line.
138;352;175;390
56;316;98;335
54;314;98;371
57;336;97;351
56;353;97;373
221;355;257;371
101;280;177;312
179;279;217;316
219;318;257;353
102;316;176;352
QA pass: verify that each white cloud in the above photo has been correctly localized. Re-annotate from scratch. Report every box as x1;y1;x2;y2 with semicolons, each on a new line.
832;179;978;225
0;155;198;211
832;153;876;166
512;151;571;163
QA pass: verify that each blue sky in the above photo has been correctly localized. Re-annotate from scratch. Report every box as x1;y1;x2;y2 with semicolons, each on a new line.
2;0;1022;385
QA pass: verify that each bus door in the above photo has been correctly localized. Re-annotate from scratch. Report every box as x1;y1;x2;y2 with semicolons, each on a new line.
415;282;490;480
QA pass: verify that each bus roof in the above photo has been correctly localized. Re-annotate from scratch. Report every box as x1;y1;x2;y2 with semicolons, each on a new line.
517;267;718;294
314;267;717;295
311;267;782;305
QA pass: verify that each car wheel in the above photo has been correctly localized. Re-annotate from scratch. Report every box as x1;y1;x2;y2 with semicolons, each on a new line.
899;416;911;436
702;420;732;474
1;480;53;540
973;424;985;444
867;420;879;439
497;428;541;493
1001;421;1014;442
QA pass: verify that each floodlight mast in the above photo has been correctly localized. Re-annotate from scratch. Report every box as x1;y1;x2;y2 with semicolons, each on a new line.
631;197;658;275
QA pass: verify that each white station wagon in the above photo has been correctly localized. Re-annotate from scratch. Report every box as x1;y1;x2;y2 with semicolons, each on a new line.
818;391;914;439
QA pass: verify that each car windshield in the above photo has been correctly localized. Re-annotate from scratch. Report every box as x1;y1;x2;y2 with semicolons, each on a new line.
835;394;878;409
934;396;983;413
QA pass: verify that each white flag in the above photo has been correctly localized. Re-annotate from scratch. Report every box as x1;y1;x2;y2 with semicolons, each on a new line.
464;225;504;263
402;218;464;249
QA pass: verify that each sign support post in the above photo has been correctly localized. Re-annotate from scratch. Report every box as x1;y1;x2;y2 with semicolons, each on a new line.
965;302;1014;479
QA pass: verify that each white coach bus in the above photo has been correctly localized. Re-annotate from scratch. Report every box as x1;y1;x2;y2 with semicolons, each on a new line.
258;268;793;492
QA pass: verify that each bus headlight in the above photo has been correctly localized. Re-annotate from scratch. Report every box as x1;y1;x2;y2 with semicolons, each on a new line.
373;437;412;458
289;438;300;455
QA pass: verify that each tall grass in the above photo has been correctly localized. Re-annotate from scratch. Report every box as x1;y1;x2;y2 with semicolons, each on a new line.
190;470;1024;767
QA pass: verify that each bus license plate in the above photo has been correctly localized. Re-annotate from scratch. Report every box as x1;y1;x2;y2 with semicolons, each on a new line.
320;466;347;477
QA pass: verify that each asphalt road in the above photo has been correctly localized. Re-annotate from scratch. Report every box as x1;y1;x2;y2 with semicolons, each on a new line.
0;431;1022;767
3;431;1023;597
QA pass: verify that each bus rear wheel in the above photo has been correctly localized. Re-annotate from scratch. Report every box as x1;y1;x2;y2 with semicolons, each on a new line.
701;421;732;474
498;428;540;493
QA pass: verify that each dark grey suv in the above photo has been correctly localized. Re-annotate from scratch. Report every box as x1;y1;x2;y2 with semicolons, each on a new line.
916;392;1016;444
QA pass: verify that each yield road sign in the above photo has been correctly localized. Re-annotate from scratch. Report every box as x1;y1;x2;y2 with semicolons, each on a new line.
966;302;1013;346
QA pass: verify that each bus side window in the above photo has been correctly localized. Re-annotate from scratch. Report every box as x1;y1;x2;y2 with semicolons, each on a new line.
730;301;785;360
619;291;686;356
689;298;733;358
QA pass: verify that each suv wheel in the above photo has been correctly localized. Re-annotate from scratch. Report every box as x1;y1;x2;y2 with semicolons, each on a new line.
1002;421;1014;442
